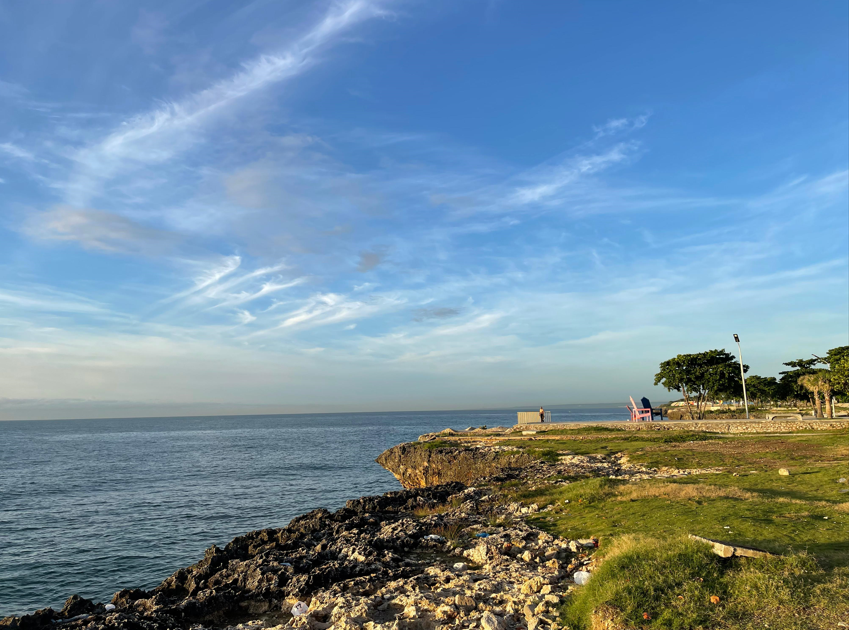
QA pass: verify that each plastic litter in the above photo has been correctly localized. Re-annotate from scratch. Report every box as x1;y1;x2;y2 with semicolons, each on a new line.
573;570;591;586
290;601;308;617
424;534;446;542
104;604;116;612
453;562;468;571
475;532;489;538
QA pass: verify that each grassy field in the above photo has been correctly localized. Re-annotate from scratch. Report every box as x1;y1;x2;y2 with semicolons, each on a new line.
488;426;849;629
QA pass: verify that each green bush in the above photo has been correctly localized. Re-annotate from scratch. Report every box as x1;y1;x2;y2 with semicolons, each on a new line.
561;535;849;630
563;535;725;629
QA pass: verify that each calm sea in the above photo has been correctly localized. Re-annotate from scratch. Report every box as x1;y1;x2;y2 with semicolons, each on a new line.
0;407;626;616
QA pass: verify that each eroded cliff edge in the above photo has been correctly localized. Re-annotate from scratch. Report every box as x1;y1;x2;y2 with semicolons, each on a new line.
375;442;534;489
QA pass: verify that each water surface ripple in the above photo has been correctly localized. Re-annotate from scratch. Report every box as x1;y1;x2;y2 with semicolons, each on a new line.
0;408;624;616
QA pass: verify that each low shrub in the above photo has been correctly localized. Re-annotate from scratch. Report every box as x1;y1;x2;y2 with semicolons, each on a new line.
431;521;467;545
561;535;849;629
562;534;726;630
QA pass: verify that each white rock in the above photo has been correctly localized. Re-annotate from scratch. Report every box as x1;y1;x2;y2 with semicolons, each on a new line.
573;571;591;586
480;611;507;630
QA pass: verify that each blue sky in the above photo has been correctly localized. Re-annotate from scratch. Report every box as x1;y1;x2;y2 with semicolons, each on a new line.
0;0;847;420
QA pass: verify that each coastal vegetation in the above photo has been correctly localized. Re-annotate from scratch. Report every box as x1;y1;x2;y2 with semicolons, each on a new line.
655;345;849;419
561;535;846;630
490;425;849;629
654;350;747;420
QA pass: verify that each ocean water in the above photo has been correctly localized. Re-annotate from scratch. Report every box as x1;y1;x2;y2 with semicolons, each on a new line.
0;407;626;616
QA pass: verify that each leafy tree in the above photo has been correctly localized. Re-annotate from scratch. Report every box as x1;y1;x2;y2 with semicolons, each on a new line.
824;346;849;397
654;349;748;420
779;358;819;405
744;375;780;405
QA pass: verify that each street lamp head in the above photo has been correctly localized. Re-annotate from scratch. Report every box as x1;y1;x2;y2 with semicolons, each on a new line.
733;334;740;343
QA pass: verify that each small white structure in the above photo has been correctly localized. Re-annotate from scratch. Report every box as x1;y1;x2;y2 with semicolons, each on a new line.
517;411;551;424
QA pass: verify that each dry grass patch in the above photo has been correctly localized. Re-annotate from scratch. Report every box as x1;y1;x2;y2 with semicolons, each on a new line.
431;521;467;545
615;482;757;502
412;496;464;517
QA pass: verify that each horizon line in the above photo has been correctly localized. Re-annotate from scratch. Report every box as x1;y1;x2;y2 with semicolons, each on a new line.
0;401;663;423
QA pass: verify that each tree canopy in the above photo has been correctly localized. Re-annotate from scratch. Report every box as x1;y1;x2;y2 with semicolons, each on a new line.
654;349;748;420
778;358;820;403
824;346;849;395
744;375;781;404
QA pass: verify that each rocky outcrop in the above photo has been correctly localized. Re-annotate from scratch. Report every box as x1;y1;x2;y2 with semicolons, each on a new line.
1;484;595;630
375;443;534;489
377;442;722;492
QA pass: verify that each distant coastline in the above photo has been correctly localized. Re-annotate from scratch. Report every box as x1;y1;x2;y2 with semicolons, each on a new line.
0;403;643;423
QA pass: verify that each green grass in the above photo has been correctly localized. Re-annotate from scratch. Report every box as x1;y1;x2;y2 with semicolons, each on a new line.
561;535;849;630
500;431;725;462
502;429;847;469
520;476;849;561
628;431;848;471
418;439;459;449
485;428;849;629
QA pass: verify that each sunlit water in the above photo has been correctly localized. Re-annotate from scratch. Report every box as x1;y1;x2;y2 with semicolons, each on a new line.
0;408;626;616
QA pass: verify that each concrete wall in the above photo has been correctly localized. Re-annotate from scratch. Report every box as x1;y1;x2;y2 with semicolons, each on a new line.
517;411;551;424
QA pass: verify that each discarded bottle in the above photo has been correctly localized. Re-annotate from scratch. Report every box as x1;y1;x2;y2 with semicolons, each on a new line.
573;570;591;586
291;601;308;616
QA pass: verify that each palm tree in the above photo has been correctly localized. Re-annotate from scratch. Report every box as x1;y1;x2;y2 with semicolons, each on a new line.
798;373;824;418
819;370;834;419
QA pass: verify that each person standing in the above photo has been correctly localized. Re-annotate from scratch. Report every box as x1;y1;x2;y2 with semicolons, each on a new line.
539;406;545;423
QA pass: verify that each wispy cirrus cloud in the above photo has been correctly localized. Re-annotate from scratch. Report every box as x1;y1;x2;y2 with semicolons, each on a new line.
0;141;38;162
161;256;307;322
592;114;649;137
508;142;638;206
62;0;389;207
0;286;110;315
264;291;405;333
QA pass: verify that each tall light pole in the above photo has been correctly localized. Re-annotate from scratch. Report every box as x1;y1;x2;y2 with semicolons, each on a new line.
733;334;749;419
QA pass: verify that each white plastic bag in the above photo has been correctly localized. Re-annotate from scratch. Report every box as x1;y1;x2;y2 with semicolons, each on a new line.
291;601;308;616
573;570;591;585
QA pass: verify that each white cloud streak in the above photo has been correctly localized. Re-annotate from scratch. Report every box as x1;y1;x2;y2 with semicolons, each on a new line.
0;141;38;161
63;0;388;206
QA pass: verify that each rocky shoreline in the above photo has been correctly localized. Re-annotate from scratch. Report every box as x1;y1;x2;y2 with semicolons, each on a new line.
377;439;721;490
1;482;596;630
2;435;730;630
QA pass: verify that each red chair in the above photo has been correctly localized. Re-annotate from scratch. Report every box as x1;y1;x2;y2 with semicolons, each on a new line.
627;396;653;422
